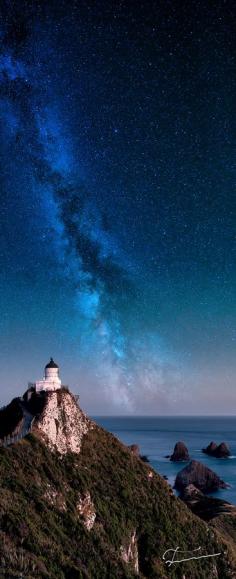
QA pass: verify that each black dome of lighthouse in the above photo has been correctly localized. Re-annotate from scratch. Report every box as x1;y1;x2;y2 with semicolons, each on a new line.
45;357;59;369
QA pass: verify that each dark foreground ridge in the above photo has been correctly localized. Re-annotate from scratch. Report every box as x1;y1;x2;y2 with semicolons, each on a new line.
0;389;235;577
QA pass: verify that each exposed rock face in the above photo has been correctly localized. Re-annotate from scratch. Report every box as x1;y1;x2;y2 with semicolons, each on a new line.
120;530;139;574
32;389;92;454
170;441;190;462
77;491;96;530
175;460;227;493
203;441;231;458
44;483;66;511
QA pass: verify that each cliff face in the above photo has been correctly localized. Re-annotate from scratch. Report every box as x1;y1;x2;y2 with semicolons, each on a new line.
31;389;92;454
0;388;234;578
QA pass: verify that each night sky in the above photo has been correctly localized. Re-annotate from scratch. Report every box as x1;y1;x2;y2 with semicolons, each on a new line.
0;0;235;414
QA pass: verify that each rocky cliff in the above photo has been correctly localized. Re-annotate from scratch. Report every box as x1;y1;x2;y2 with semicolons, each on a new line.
0;387;92;454
0;388;235;578
31;389;92;454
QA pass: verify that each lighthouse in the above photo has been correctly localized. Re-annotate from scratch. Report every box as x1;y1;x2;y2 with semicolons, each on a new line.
33;358;62;393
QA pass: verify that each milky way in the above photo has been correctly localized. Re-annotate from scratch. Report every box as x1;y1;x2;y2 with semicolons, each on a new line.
0;1;235;414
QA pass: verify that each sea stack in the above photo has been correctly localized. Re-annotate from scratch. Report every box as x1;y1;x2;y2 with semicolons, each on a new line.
202;441;218;455
170;441;190;462
202;441;231;458
175;460;227;493
214;442;231;458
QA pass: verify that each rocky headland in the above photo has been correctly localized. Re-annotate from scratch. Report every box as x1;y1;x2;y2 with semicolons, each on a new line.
0;388;235;578
180;483;236;521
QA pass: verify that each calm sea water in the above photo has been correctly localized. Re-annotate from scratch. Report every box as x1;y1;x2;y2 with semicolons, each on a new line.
94;416;236;505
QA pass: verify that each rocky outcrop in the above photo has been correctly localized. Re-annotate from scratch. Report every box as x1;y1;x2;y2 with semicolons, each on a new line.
120;530;139;574
77;491;96;530
140;454;149;463
202;441;218;455
32;389;92;454
203;441;231;458
170;441;190;462
128;444;140;457
44;483;66;511
181;484;236;523
175;460;227;493
182;484;204;502
128;444;149;463
214;443;231;458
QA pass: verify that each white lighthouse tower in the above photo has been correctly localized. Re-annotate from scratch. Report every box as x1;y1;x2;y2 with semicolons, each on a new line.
34;358;62;393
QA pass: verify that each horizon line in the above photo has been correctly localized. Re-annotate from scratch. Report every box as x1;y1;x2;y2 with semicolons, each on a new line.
91;414;236;418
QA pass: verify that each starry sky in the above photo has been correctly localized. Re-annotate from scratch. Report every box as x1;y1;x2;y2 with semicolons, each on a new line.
0;0;235;414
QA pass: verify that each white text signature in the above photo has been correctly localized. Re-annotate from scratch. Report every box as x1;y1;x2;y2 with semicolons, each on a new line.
162;546;221;567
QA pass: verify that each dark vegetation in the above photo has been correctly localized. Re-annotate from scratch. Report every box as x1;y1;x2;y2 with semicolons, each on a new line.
0;424;233;578
24;390;47;416
0;398;23;438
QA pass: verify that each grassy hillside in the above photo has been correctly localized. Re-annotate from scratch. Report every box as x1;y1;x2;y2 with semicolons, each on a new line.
0;424;233;578
212;513;236;571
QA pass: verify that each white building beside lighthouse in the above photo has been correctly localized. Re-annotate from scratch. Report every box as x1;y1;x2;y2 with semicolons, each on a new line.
31;358;62;393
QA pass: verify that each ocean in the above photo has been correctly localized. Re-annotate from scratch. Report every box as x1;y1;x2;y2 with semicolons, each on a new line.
94;416;236;505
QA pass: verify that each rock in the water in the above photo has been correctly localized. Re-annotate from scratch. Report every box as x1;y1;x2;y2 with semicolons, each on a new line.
140;454;149;463
202;441;218;455
202;441;231;458
175;460;227;493
170;441;190;462
214;442;231;458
